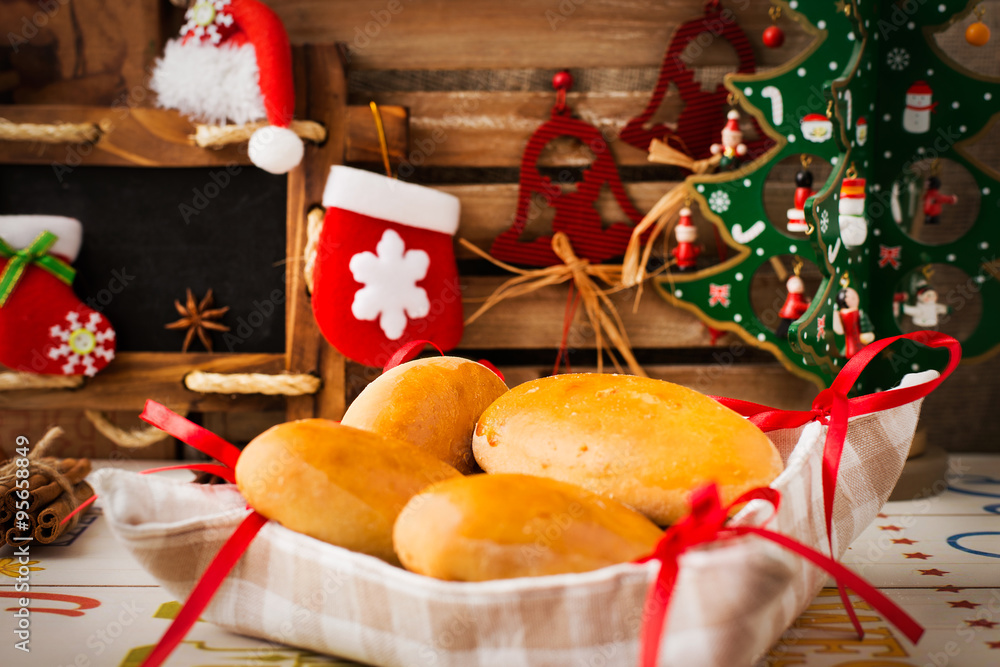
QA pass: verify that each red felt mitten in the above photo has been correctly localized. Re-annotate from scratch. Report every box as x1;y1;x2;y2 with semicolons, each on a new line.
0;216;116;376
311;167;463;367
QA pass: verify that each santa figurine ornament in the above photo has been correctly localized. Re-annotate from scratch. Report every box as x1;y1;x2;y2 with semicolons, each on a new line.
833;276;874;360
710;110;748;171
0;216;116;376
671;206;700;273
786;155;815;234
150;0;304;174
776;259;810;339
311;166;464;368
922;174;958;225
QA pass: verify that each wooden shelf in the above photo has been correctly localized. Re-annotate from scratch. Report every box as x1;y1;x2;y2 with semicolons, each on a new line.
0;352;289;412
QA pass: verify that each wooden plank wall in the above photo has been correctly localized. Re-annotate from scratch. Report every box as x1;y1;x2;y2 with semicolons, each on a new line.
268;0;998;451
0;0;997;453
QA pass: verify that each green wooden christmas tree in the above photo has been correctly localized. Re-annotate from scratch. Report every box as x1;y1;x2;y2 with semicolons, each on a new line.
651;0;998;391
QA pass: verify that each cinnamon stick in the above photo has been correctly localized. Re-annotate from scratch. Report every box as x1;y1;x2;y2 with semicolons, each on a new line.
2;458;91;514
5;515;34;546
34;481;94;544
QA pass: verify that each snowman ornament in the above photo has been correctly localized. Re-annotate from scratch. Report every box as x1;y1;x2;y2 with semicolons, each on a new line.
838;173;868;248
903;284;949;328
903;81;936;134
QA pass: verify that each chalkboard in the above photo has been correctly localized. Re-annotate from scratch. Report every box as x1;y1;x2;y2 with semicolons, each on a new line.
0;165;287;353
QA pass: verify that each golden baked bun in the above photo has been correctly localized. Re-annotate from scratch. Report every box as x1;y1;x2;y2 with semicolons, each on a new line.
342;356;508;474
236;419;460;564
393;473;663;581
473;374;782;525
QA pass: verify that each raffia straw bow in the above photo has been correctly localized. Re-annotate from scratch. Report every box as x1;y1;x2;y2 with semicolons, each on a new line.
460;232;646;377
619;138;719;298
619;184;689;292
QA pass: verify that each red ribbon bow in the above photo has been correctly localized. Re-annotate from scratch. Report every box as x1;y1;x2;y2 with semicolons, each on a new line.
636;483;925;667
637;330;960;666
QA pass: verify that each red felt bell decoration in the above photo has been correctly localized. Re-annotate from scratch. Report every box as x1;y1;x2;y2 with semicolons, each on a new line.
619;0;769;160
490;71;646;267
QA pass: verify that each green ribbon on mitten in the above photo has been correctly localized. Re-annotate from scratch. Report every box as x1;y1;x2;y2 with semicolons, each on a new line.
0;231;76;307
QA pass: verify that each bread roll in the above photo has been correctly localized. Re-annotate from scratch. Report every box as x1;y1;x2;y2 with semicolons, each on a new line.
236;419;460;564
393;473;663;581
473;373;782;525
342;356;508;474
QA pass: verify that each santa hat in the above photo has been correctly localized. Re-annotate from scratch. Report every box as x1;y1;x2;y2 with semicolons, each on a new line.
722;110;741;134
906;81;933;97
675;207;698;242
151;0;303;174
840;178;866;199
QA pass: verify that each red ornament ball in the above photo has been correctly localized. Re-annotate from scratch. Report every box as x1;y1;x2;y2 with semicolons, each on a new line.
763;25;785;49
966;21;990;46
552;70;573;91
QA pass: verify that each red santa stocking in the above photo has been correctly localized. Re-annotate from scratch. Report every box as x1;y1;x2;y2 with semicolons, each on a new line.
0;216;116;376
311;167;463;367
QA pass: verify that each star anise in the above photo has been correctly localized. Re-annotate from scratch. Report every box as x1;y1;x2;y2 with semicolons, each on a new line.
165;288;230;352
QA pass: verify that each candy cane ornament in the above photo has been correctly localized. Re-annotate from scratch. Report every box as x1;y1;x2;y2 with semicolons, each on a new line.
761;86;784;126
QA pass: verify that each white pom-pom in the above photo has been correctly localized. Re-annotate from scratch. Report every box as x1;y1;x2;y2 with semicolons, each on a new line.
248;125;304;175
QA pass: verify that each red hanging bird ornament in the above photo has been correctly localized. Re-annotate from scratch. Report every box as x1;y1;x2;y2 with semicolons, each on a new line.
619;0;768;160
489;70;647;267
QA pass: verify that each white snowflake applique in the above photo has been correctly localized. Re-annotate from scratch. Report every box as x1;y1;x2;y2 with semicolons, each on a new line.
181;0;236;45
47;310;116;376
819;209;831;233
887;48;910;71
708;190;732;213
350;229;430;340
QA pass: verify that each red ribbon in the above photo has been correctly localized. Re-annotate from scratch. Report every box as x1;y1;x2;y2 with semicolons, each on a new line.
638;331;959;665
131;402;267;667
636;484;925;667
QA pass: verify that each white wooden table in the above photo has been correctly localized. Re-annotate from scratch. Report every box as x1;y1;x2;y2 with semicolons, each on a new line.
1;457;998;666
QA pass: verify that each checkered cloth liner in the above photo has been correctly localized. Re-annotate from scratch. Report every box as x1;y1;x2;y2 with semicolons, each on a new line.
92;396;925;667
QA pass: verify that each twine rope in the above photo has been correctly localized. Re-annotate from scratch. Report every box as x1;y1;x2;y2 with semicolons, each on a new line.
184;370;320;396
303;206;325;294
0;118;101;144
83;411;181;449
0;372;84;391
192;120;327;148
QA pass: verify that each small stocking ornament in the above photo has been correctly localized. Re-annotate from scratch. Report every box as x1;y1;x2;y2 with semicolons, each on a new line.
619;1;765;159
838;175;869;248
776;267;810;339
833;284;874;360
671;207;700;273
0;216;116;376
150;0;303;174
922;175;958;225
786;157;814;233
490;71;645;267
710;110;748;171
311;166;463;367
